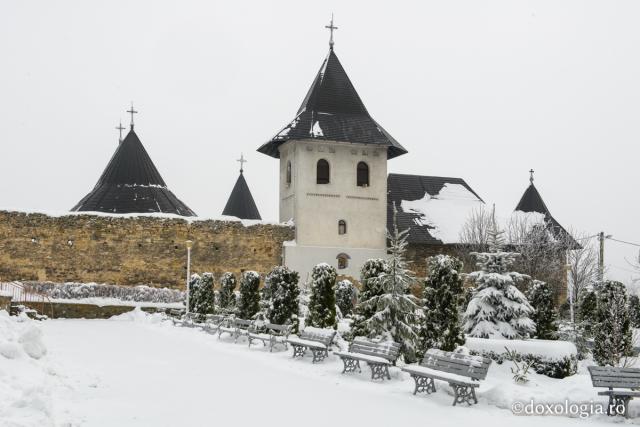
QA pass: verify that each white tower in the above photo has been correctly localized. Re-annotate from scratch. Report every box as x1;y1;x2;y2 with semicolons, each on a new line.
257;23;407;278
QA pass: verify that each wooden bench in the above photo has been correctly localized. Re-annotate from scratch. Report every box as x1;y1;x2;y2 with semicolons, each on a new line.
218;318;253;342
247;323;292;352
402;349;492;406
335;338;401;380
203;315;227;334
588;366;640;417
286;327;336;363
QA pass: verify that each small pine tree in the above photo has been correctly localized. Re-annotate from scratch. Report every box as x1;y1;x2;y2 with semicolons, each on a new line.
629;294;640;328
266;266;301;331
526;280;558;340
360;206;420;361
187;273;201;313
420;255;465;357
593;280;633;366
307;263;337;328
577;287;598;338
463;216;536;339
193;272;215;315
335;280;358;317
237;271;261;319
351;259;388;337
218;272;237;312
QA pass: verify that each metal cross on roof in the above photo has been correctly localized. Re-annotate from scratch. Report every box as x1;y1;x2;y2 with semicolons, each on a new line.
325;14;338;49
115;121;125;143
529;169;535;184
237;153;247;173
126;102;138;130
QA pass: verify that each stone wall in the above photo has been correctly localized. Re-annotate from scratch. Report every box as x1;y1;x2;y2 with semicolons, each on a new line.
0;211;294;289
20;301;161;319
0;295;11;313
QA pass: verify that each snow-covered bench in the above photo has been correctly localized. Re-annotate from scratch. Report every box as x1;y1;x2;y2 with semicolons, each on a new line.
402;349;492;406
218;318;253;342
247;323;292;352
588;366;640;417
286;328;337;363
335;338;401;380
203;315;227;334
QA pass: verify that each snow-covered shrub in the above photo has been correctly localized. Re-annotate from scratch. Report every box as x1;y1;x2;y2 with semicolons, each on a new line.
265;266;300;332
187;274;201;313
360;207;420;362
593;280;633;367
526;280;558;340
237;271;260;320
629;294;640;328
351;258;388;338
420;255;465;357
335;280;357;317
577;287;598;338
463;224;535;339
192;273;215;315
21;281;184;303
466;337;578;378
307;263;337;329
218;272;237;313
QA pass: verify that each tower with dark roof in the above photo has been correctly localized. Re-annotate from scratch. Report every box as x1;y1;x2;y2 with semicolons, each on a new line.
71;116;195;216
222;155;261;220
257;19;405;277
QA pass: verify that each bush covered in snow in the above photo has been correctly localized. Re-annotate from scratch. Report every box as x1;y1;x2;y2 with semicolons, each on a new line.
351;258;388;338
218;272;237;313
192;273;215;315
593;280;633;366
526;280;558;340
237;271;261;320
307;263;337;329
22;281;184;303
264;266;300;331
335;279;357;317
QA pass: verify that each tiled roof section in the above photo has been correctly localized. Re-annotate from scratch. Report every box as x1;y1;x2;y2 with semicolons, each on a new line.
387;173;483;245
222;172;261;220
71;130;196;216
258;49;407;159
515;183;579;249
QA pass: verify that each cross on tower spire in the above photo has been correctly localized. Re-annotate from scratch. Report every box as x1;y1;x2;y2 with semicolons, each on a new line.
115;121;125;143
529;169;535;184
126;102;138;130
237;153;247;173
325;14;338;49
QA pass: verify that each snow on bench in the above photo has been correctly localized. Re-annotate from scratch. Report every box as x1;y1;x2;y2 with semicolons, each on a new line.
335;338;401;381
247;323;292;352
402;349;492;406
286;327;336;363
588;366;640;418
218;318;253;342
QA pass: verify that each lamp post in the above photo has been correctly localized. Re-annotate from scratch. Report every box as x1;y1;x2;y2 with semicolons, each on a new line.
185;240;193;314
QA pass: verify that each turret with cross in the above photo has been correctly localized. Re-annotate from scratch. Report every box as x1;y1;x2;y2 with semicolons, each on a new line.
115;121;125;144
325;14;338;49
237;153;247;173
529;169;535;184
127;102;138;130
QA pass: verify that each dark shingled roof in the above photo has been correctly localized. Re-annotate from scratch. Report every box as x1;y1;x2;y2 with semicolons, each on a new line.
222;171;261;220
515;183;579;249
387;173;484;245
71;130;196;216
258;48;407;159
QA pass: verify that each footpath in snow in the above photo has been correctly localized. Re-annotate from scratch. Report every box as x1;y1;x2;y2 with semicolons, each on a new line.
0;310;630;426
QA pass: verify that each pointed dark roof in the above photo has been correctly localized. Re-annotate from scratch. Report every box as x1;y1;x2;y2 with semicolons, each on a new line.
258;48;407;159
222;171;261;220
515;182;579;249
71;130;196;216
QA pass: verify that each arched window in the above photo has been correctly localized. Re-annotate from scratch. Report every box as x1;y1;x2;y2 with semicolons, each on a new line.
338;220;347;235
337;253;350;270
286;161;292;185
316;159;330;184
357;162;369;187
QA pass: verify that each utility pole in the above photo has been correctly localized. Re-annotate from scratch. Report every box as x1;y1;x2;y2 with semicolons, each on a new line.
185;240;193;314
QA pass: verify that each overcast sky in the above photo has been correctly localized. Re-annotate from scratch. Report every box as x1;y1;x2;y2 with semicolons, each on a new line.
1;0;638;284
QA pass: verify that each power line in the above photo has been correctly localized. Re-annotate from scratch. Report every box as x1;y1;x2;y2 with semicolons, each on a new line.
609;237;640;248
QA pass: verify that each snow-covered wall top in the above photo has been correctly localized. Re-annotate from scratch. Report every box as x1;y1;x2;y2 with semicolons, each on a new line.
465;337;577;360
0;210;294;288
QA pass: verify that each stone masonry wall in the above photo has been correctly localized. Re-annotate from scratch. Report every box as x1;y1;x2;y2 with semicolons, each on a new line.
0;211;294;289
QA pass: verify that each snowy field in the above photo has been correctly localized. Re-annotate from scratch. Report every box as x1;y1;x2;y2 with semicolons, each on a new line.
0;310;635;427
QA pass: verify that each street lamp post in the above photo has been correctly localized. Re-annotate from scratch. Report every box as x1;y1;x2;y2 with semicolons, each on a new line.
185;240;193;314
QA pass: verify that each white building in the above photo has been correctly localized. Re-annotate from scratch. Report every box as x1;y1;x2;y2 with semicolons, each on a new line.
257;42;408;279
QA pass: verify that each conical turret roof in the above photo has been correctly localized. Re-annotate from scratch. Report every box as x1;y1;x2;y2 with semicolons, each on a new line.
71;130;196;216
222;171;261;220
258;48;407;159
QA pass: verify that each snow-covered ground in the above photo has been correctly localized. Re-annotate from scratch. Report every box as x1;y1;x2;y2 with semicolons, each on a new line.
1;310;635;426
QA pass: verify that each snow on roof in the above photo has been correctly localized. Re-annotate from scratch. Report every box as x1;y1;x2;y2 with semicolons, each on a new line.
399;183;484;244
0;208;292;228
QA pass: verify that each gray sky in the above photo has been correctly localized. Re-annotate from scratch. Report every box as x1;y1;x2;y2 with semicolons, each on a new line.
1;0;638;284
